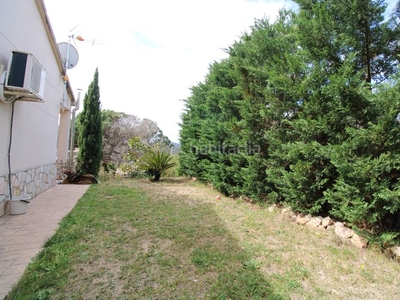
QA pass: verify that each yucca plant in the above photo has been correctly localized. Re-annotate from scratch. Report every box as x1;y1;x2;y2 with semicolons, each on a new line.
138;151;176;181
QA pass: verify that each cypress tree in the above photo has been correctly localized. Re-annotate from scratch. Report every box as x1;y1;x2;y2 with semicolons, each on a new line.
78;68;103;176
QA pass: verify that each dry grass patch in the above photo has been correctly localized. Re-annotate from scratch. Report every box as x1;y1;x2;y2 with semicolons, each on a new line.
138;178;400;299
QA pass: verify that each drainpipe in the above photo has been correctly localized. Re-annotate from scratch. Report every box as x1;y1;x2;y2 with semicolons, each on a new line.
68;89;81;171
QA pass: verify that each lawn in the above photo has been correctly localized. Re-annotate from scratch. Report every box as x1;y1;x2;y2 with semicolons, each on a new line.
5;178;400;299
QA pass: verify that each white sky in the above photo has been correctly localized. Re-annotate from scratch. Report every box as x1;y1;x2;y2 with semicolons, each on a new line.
43;0;295;142
43;0;397;143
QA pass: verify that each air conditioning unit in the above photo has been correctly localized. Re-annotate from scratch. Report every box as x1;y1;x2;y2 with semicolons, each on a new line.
2;51;46;102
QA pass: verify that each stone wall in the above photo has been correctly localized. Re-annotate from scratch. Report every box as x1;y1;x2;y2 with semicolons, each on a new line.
0;163;57;199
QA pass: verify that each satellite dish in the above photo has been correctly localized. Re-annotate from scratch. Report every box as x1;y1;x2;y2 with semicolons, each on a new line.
58;42;79;69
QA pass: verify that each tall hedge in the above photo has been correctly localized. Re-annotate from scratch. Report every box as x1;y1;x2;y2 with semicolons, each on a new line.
179;1;400;236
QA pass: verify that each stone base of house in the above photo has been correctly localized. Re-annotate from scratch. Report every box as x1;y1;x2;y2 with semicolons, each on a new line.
0;163;57;215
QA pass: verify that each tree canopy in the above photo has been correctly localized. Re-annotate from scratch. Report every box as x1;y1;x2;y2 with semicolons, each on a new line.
101;110;171;166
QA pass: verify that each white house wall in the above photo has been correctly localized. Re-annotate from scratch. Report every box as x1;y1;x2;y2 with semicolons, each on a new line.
0;0;74;200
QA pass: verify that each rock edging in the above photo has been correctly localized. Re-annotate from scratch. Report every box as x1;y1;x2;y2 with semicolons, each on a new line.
271;205;369;250
271;204;400;260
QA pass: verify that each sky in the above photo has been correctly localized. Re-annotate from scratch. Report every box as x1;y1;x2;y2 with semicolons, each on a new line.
43;0;296;142
43;0;397;143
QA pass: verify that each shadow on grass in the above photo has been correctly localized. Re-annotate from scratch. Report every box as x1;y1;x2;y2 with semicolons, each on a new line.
151;176;192;184
6;179;285;299
133;180;285;299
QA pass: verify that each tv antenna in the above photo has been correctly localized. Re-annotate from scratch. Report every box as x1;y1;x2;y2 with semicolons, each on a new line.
69;25;104;47
58;26;83;107
58;25;103;106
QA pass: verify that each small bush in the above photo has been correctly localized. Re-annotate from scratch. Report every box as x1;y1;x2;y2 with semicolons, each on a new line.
138;151;176;181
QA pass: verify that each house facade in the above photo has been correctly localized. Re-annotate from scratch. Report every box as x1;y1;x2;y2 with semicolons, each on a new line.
0;0;76;215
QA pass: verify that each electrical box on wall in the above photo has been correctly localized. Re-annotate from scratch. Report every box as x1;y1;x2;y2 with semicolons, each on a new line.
0;51;46;103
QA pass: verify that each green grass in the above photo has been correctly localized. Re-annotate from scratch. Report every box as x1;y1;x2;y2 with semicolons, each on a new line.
5;178;400;299
5;180;281;299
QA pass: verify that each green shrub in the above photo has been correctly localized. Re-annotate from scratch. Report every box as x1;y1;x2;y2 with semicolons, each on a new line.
139;151;176;181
